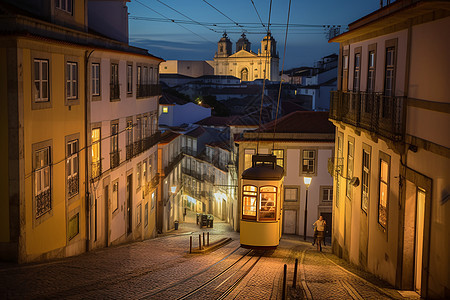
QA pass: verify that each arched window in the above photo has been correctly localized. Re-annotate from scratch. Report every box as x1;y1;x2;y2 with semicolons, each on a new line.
241;68;248;81
242;185;257;220
259;186;277;220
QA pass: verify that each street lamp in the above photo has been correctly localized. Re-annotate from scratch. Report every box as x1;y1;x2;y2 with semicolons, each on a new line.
303;177;312;241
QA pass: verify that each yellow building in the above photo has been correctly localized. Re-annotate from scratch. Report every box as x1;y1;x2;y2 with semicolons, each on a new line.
213;32;280;82
0;1;89;262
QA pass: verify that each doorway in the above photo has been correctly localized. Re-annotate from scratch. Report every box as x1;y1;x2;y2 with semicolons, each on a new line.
415;188;426;293
126;174;133;234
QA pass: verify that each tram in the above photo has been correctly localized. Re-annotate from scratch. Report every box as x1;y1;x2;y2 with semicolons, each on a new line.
240;154;285;249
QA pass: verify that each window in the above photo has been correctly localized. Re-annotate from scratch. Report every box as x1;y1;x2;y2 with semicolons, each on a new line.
378;157;390;228
321;186;333;202
67;139;79;198
336;133;343;208
137;204;142;225
361;149;370;213
272;149;284;167
112;181;119;212
244;149;255;170
162;107;168;113
135;117;142;143
126;119;133;160
242;185;257;220
284;187;298;202
110;123;119;169
302;150;316;174
384;47;395;97
91;128;101;179
342;52;349;91
144;203;149;227
127;64;133;94
34;146;52;218
91;63;100;96
68;213;79;240
56;0;72;14
367;51;376;93
66;62;78;99
259;186;276;220
34;59;49;102
353;53;360;91
110;63;119;100
136;163;142;189
137;66;142;95
346;140;354;199
151;192;155;209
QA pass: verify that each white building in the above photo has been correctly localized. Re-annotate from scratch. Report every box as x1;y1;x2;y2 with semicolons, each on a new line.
87;2;163;248
235;111;335;236
159;60;213;78
329;1;450;298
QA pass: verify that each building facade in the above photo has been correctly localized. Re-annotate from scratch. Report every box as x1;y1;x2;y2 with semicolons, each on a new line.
213;33;280;82
329;1;450;298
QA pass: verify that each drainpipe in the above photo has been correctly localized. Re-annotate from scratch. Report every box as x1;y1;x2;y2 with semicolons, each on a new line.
85;50;94;252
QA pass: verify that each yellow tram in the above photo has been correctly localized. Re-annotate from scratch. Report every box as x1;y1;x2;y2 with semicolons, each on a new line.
240;154;285;248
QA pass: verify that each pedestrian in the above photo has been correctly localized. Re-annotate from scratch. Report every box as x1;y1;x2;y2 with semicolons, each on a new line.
313;215;326;251
312;224;318;246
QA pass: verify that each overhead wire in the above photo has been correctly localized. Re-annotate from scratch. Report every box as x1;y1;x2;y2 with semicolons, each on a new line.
250;0;265;28
202;0;244;31
272;0;292;151
134;0;216;44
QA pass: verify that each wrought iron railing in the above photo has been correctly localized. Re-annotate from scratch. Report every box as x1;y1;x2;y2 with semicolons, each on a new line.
329;90;405;142
143;131;161;151
164;152;184;176
68;174;79;197
137;84;162;98
110;84;120;100
144;173;160;196
181;147;197;157
126;144;133;160
91;160;101;180
110;151;120;169
36;188;51;218
134;140;143;156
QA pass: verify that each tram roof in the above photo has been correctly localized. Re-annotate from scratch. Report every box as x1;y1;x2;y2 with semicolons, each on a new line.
242;164;284;181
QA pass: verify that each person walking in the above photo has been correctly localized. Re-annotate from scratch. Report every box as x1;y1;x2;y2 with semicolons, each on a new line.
313;215;326;251
312;224;318;246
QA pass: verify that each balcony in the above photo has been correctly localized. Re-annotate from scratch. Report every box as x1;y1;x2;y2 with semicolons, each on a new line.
110;151;120;169
329;91;406;142
134;140;143;156
144;173;160;196
91;160;102;180
143;131;161;151
181;147;197;157
126;144;133;160
110;84;120;100
137;84;161;98
68;174;79;197
164;152;184;176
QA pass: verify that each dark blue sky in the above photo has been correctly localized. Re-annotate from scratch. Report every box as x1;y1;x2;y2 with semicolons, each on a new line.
128;0;380;69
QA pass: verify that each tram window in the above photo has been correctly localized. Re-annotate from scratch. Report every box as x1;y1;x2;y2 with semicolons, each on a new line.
242;185;257;219
259;186;277;220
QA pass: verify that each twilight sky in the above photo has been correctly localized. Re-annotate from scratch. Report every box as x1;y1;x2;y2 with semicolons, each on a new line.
128;0;381;70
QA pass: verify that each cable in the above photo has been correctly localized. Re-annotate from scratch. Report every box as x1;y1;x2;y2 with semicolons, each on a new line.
272;0;292;151
202;0;243;30
135;0;216;44
154;0;219;33
24;113;158;181
250;0;265;28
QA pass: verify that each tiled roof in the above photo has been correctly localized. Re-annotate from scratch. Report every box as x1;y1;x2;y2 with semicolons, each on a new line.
185;126;207;138
159;92;189;105
159;130;181;145
257;111;334;134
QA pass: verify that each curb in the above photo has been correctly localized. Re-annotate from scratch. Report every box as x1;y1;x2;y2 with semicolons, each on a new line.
190;237;233;254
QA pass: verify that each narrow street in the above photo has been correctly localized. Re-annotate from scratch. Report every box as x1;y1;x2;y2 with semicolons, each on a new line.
0;212;418;299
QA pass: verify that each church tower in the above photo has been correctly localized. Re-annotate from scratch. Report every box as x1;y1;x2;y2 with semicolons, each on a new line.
215;32;232;58
236;33;251;52
260;32;278;58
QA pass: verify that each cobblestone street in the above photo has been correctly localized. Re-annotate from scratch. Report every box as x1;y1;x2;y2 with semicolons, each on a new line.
0;213;419;299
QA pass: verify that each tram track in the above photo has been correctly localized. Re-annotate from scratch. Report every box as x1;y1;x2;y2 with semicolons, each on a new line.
139;246;255;299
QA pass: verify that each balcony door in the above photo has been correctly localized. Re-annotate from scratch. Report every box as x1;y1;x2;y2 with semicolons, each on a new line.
126;174;133;234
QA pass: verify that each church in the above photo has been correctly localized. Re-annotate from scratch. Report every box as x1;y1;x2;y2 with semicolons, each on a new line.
213;32;280;82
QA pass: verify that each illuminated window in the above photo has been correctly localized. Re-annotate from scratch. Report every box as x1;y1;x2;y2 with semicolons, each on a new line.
112;181;119;212
346;140;354;199
259;186;276;220
68;213;79;240
34;146;51;218
67;139;79;198
378;158;390;228
272;149;284;167
242;185;257;220
361;149;370;213
244;149;255;170
162;106;169;113
91;128;101;178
